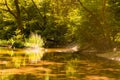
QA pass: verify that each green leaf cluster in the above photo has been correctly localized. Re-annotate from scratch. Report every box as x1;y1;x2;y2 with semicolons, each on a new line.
0;0;120;50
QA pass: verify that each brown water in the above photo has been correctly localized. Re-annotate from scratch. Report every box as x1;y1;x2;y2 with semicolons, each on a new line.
0;47;120;80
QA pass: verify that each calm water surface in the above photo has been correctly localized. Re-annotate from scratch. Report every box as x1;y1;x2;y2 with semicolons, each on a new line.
0;48;120;80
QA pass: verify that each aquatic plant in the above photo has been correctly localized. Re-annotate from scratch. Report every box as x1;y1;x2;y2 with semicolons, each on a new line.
27;50;44;64
25;33;44;48
25;33;44;63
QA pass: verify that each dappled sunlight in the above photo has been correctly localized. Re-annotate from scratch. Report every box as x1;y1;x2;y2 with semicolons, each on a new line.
44;45;78;53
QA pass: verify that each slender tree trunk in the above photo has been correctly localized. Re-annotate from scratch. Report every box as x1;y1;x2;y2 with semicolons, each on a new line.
4;0;23;34
14;0;23;34
101;0;113;49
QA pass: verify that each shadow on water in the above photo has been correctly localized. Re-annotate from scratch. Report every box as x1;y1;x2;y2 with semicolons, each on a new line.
1;49;120;80
0;74;38;80
43;52;120;80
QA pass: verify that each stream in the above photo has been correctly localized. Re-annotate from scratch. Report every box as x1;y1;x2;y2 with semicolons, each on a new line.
0;47;120;80
97;51;120;61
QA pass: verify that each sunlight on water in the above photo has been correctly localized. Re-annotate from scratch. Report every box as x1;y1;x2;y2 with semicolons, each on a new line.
44;45;78;53
24;45;78;63
71;46;78;52
0;45;79;64
97;51;120;62
25;47;44;63
0;46;79;64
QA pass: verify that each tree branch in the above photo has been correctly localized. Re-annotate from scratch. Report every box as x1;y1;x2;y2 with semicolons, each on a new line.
77;0;102;27
4;0;17;19
0;3;6;5
31;0;46;30
21;6;44;30
14;0;21;18
77;0;95;16
31;0;43;19
101;0;107;24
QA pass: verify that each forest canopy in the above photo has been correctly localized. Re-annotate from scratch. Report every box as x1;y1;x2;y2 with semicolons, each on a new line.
0;0;120;51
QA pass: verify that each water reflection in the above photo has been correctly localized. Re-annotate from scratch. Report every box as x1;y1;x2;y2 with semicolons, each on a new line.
97;51;120;61
1;47;120;79
0;73;39;80
0;45;78;64
65;59;78;77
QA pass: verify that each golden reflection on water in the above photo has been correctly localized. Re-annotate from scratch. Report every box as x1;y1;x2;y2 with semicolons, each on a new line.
0;46;78;54
0;46;120;80
0;46;78;67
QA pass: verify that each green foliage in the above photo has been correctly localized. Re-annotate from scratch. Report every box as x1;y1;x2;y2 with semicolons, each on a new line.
75;0;120;50
7;35;25;48
0;0;120;50
0;40;8;45
25;33;44;63
25;33;44;48
12;41;24;48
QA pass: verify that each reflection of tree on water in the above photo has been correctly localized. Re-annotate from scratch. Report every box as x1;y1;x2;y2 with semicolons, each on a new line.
1;52;120;80
97;51;120;62
25;45;78;63
65;59;78;77
26;47;44;64
0;73;39;80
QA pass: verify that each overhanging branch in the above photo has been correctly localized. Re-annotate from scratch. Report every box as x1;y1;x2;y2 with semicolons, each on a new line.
4;0;17;19
77;0;102;26
77;0;95;16
31;0;44;19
